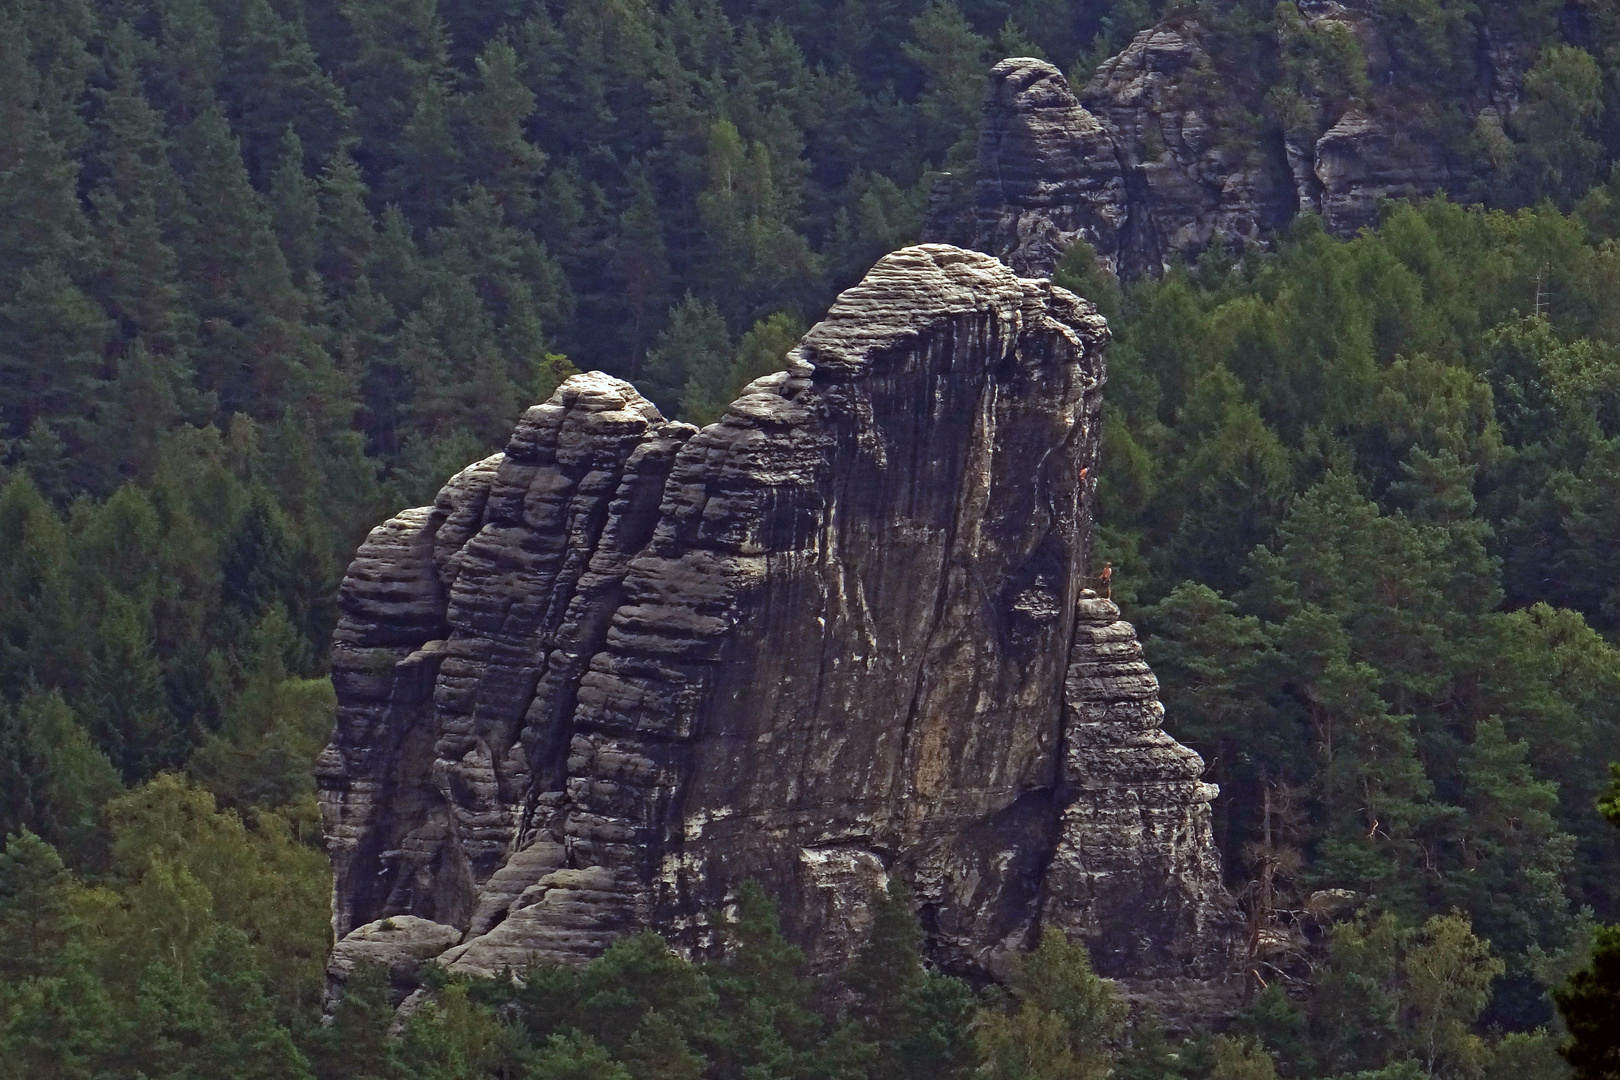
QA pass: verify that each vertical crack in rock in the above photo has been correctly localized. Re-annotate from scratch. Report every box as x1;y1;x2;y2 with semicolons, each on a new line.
320;245;1229;997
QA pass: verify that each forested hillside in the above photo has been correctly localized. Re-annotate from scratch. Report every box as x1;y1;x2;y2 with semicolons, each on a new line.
3;0;1620;1077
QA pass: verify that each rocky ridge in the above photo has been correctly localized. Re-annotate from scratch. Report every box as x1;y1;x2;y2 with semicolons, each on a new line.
317;244;1228;999
927;7;1529;278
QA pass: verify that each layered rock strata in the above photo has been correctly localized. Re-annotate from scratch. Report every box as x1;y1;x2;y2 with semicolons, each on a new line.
928;10;1529;279
318;244;1226;990
1045;592;1224;977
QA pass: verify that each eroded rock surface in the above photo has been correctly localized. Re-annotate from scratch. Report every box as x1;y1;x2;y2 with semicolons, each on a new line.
319;244;1227;987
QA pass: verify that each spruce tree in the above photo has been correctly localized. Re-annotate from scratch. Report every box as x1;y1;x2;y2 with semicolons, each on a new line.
613;167;671;372
465;38;545;219
316;146;376;293
844;878;932;1080
82;591;176;782
87;24;195;369
0;692;120;865
0;830;81;981
269;128;322;284
3;0;96;152
338;0;453;169
0;260;112;455
386;75;465;224
217;0;352;182
643;294;730;421
0;32;93;287
306;960;400;1080
95;341;190;483
149;0;223;124
0;476;72;688
173;105;334;423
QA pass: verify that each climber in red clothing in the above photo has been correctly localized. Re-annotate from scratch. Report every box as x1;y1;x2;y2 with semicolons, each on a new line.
1097;560;1112;600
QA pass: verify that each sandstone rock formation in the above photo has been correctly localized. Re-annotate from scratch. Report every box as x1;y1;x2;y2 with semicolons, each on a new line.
317;244;1227;992
965;57;1128;280
926;9;1531;278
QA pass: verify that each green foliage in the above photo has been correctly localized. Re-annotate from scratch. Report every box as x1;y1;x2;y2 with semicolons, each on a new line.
978;928;1128;1080
1553;773;1620;1080
1555;925;1620;1080
0;693;118;864
307;960;399;1080
1496;47;1606;209
1095;193;1620;1031
1211;1035;1281;1080
643;293;731;423
1306;912;1504;1079
0;773;329;1076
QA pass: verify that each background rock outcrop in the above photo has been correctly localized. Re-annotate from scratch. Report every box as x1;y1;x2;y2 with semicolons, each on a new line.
928;8;1532;278
318;244;1227;987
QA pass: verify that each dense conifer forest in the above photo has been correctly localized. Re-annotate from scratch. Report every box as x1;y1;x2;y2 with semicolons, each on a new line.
3;0;1620;1076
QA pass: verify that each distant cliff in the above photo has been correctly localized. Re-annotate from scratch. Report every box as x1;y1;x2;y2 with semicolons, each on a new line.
316;245;1228;1002
927;3;1535;278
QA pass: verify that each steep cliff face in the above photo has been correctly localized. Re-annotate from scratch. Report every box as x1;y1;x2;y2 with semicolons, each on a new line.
927;8;1531;278
318;245;1227;990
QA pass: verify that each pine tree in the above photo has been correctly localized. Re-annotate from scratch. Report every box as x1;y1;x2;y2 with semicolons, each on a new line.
726;311;802;399
1554;766;1620;1080
523;1030;631;1080
575;931;717;1049
620;1011;706;1080
1210;1037;1281;1080
843;878;946;1080
983;928;1128;1080
901;2;990;169
1309;913;1406;1075
1449;718;1575;963
704;880;825;1080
